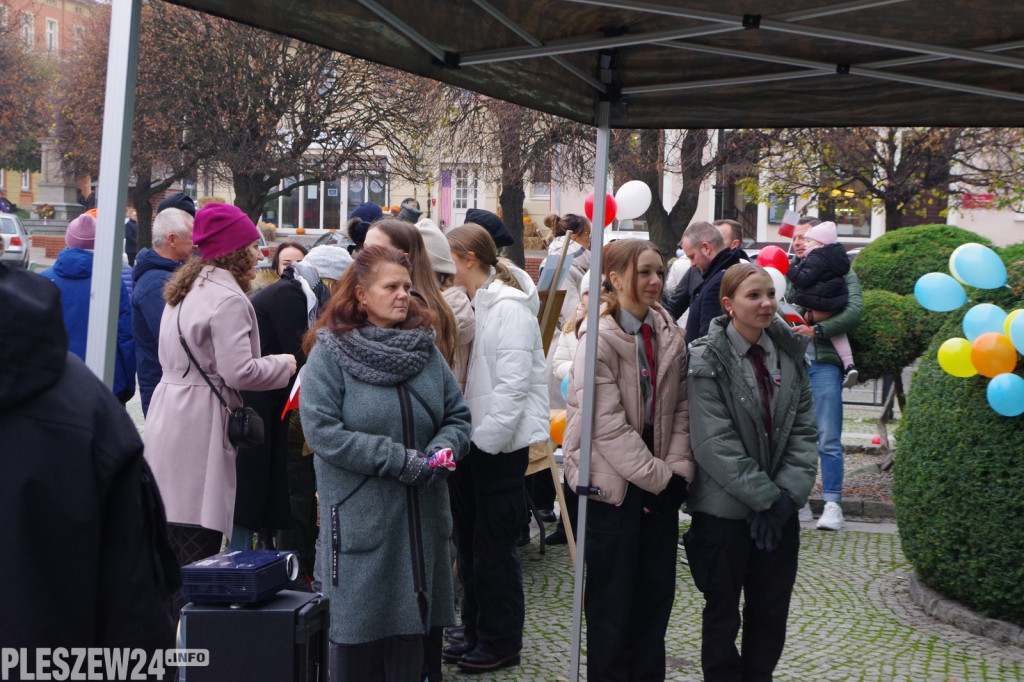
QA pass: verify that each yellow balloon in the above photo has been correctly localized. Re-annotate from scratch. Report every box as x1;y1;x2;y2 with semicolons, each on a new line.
937;337;977;378
1004;309;1024;337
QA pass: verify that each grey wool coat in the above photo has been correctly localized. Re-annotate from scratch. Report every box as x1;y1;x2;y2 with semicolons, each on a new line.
300;334;471;645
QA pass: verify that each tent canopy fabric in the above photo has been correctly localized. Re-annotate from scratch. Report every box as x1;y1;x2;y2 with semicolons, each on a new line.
166;0;1024;128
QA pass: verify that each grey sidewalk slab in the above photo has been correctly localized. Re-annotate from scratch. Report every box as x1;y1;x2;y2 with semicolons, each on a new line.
447;525;1024;681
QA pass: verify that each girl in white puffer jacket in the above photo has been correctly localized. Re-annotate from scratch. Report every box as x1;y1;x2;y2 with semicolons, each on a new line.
441;223;548;674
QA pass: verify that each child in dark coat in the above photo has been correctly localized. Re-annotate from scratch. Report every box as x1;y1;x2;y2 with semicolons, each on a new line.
787;221;858;387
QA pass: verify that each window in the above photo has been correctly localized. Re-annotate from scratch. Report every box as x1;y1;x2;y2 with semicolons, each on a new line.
454;168;469;209
74;25;85;48
20;12;33;48
0;6;8;31
21;171;31;192
532;164;551;197
767;194;794;223
45;18;57;53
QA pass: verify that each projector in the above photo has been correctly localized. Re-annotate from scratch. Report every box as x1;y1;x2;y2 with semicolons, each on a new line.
182;550;298;605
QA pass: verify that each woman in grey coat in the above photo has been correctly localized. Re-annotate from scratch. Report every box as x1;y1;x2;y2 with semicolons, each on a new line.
684;262;818;681
300;245;471;681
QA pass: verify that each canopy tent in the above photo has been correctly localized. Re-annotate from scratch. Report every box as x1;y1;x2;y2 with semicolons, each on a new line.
165;0;1024;127
84;2;1023;679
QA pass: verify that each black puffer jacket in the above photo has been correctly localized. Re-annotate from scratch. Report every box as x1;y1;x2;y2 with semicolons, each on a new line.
0;264;179;650
787;242;850;313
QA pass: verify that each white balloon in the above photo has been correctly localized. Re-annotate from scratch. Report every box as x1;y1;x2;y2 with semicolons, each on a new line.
614;180;652;220
763;266;788;303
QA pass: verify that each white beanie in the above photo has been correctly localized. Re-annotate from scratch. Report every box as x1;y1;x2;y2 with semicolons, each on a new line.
804;221;838;246
303;245;353;282
580;274;591;296
416;219;456;275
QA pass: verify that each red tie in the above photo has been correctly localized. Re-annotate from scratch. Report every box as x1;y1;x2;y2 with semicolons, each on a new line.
640;323;657;422
747;344;774;437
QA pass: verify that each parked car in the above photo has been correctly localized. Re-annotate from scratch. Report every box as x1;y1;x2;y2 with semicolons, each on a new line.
312;229;355;251
0;214;31;268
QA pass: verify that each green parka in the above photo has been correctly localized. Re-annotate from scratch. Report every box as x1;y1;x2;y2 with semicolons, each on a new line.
686;316;819;520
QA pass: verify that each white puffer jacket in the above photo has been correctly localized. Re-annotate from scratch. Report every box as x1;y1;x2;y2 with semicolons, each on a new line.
464;265;550;454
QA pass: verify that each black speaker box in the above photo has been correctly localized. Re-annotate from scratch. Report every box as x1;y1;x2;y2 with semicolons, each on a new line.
179;590;329;681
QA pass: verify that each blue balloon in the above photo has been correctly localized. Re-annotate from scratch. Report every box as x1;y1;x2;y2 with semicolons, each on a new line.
951;243;1007;289
1011;313;1024;356
914;272;967;312
987;373;1024;417
962;303;1007;342
561;374;570;400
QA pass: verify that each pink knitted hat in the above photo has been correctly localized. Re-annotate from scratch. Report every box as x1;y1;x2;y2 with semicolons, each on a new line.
193;203;261;259
65;214;97;250
804;221;838;245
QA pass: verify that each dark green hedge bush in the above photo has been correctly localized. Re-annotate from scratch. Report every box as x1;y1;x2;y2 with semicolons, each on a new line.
895;252;1024;626
852;224;991;295
849;290;939;383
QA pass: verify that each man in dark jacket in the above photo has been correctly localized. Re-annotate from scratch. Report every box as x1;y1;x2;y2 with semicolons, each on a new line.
124;207;139;266
0;263;179;657
132;207;194;414
682;220;744;341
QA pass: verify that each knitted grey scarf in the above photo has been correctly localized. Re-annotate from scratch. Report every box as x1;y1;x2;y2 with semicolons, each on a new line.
317;325;435;385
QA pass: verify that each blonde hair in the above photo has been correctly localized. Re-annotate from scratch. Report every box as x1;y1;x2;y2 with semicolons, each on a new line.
599;239;662;319
447;224;523;292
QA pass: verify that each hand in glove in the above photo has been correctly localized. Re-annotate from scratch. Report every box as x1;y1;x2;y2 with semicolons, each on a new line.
425;448;457;485
399;449;433;486
657;474;689;510
749;490;797;552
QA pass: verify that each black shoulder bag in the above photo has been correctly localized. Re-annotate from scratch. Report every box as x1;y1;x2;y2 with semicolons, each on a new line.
176;302;265;448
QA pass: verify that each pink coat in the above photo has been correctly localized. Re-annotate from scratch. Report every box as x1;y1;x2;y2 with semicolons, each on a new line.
144;266;293;538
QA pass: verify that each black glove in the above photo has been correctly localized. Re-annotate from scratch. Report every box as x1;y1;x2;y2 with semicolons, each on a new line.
749;491;797;552
657;474;689;511
398;449;432;486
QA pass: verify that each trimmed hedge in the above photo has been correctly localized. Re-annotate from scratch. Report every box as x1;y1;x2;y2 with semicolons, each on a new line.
894;251;1024;626
848;290;939;383
852;224;992;296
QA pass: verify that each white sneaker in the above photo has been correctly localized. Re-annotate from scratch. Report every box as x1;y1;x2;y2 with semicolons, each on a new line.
797;503;814;522
817;501;845;530
842;365;859;389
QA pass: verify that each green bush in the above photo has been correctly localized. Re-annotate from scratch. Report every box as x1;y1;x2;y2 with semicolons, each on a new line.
894;252;1024;626
849;290;939;383
852;224;991;296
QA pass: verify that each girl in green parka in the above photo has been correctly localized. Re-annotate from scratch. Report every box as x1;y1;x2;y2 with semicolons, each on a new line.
684;262;818;681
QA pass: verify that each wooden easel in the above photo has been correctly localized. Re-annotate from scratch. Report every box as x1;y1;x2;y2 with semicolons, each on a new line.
529;236;577;565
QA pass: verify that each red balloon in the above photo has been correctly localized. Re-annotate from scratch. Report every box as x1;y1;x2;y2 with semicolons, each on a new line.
756;245;790;275
585;192;617;226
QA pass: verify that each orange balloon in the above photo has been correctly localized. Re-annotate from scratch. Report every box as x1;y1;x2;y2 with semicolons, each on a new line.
970;332;1018;378
549;410;567;445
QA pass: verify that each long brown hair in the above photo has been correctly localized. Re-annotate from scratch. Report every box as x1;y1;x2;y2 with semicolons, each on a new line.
599;239;662;319
303;245;435;355
366;218;457;366
446;223;523;292
163;242;258;306
543;213;590;239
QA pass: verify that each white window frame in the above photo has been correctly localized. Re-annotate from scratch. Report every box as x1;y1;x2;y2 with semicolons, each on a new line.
0;6;9;31
21;171;30;192
20;11;33;48
45;17;57;53
454;168;469;209
73;24;85;49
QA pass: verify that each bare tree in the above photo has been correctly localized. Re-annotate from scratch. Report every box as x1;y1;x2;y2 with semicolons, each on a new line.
738;127;1024;231
0;20;53;173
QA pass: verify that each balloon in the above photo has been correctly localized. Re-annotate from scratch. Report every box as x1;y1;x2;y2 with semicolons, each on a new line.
970;332;1017;378
756;245;790;275
614;180;652;220
584;192;617;226
937;337;977;378
987;373;1024;417
560;374;570;400
762;266;788;302
962;303;1007;342
949;243;1007;289
550;410;567;445
1010;312;1024;356
1004;309;1024;339
913;272;967;312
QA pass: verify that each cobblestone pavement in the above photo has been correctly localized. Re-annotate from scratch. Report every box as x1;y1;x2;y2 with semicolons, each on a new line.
447;521;1024;681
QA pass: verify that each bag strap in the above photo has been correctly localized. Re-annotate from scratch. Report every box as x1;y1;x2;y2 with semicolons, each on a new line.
176;301;232;413
397;383;430;631
404;382;440;434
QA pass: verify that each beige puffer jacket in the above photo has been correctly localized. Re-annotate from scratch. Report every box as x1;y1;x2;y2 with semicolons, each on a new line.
563;304;693;506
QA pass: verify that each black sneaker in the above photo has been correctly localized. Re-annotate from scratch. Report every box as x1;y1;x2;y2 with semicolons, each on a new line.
842;365;859;389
